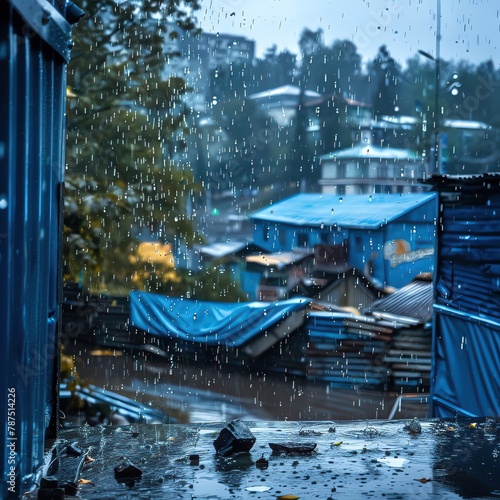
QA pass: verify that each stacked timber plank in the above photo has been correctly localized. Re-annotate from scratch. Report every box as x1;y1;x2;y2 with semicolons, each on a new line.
303;312;392;389
384;326;432;391
368;276;434;391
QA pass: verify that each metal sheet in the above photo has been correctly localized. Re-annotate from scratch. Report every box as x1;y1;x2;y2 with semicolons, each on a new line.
250;192;436;229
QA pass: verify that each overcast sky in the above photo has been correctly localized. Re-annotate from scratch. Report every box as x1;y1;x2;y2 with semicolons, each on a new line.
199;0;499;67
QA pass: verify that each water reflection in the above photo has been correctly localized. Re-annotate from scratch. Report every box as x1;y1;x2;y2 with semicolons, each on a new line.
432;418;500;498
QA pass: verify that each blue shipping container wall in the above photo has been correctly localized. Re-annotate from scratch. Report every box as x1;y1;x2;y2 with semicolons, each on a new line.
0;0;74;496
430;174;500;417
251;193;437;289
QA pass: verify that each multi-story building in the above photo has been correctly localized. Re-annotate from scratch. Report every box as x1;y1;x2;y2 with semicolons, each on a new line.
162;23;255;110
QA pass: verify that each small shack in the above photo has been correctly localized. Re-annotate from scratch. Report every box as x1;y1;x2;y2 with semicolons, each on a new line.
250;193;437;289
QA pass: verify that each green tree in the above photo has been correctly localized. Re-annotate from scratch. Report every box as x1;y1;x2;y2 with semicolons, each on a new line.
367;45;402;119
252;45;297;92
64;0;202;294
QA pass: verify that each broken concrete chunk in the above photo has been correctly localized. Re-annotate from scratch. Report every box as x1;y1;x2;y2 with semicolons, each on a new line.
404;417;422;434
114;460;143;479
37;488;65;500
66;443;83;456
63;481;79;496
213;420;256;456
39;476;59;489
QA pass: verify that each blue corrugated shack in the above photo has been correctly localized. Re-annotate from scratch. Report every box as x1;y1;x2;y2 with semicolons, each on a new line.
250;193;437;289
429;174;500;417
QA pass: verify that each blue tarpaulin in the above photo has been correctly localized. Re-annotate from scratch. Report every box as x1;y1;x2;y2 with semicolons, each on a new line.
130;292;310;347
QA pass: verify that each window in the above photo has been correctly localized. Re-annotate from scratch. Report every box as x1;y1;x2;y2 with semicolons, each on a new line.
297;232;309;248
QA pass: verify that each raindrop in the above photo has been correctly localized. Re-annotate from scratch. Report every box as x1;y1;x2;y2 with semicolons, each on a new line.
0;196;7;209
339;197;343;203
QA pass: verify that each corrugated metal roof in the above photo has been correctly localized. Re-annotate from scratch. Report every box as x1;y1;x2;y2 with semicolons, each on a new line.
443;119;491;130
250;193;436;229
368;275;434;324
427;173;500;191
198;241;260;259
249;84;321;100
246;250;313;270
319;144;421;162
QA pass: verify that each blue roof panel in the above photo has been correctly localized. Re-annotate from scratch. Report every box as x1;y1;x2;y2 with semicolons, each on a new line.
250;193;436;229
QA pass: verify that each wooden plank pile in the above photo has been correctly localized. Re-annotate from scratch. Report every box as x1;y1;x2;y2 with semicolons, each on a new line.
303;310;432;391
384;326;432;390
303;312;392;389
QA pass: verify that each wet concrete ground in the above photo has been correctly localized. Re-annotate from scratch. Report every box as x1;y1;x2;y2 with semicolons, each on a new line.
32;418;500;499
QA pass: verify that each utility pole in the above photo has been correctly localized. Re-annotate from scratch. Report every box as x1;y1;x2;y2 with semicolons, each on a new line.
418;0;442;174
434;0;441;174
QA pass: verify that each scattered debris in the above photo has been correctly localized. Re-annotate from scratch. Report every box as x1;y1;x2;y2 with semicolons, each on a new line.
189;454;200;465
114;460;143;481
404;417;422;434
255;455;269;469
40;477;58;489
298;428;322;436
331;441;343;447
66;443;83;456
268;442;317;454
415;477;432;483
245;485;272;492
213;420;256;456
77;478;95;486
37;487;65;500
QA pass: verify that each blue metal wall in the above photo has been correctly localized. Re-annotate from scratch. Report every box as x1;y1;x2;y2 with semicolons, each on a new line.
0;0;75;496
430;174;500;417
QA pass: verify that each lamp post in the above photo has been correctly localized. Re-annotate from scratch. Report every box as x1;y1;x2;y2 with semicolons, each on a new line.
418;0;441;174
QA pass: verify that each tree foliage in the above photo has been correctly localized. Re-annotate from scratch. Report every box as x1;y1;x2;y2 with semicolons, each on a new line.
65;0;202;294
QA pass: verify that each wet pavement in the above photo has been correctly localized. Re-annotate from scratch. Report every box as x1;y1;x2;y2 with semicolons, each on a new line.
31;417;500;499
